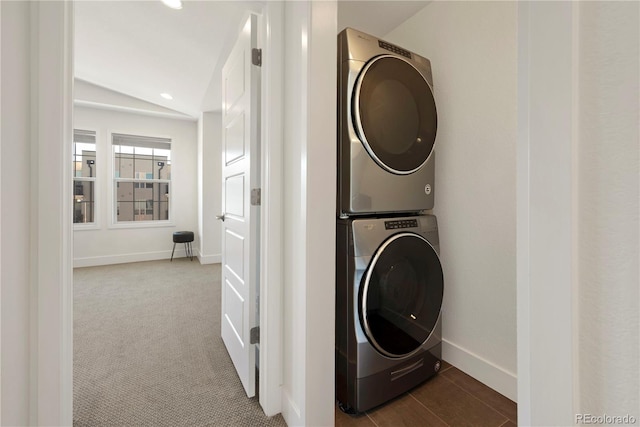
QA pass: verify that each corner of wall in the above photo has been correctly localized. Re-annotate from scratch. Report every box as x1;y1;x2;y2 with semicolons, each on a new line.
197;113;204;256
281;388;303;427
442;340;517;401
385;0;518;406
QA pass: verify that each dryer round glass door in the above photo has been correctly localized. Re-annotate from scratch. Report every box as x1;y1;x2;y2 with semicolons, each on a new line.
353;55;438;175
361;232;443;358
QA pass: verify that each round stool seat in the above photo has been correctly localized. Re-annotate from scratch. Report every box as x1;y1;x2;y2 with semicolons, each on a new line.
173;231;194;243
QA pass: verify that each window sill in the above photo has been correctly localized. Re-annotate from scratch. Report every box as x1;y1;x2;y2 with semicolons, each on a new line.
74;223;100;231
108;220;175;230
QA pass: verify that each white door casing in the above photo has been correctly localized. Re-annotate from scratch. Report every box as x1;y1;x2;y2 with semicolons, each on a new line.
220;14;260;398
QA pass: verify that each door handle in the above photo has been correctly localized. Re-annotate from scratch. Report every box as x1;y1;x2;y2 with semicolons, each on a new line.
216;213;225;222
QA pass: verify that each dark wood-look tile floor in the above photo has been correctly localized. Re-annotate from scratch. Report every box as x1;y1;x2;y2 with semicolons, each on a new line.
336;361;517;427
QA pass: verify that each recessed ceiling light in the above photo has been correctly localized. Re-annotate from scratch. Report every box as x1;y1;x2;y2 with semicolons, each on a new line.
161;0;182;10
160;93;173;100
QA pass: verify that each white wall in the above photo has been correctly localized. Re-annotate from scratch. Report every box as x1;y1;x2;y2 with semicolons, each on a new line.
385;2;518;400
1;2;32;423
577;1;639;418
197;112;222;264
281;1;337;426
517;2;640;424
73;105;198;267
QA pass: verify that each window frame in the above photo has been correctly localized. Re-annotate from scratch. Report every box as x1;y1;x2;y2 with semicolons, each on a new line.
108;131;174;229
73;128;99;230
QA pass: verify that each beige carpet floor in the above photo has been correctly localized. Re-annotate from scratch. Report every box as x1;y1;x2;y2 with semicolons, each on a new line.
73;259;286;426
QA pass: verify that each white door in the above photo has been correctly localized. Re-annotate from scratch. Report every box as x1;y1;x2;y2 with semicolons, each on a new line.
219;14;260;398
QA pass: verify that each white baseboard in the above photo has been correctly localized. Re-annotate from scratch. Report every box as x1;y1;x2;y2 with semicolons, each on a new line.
197;252;221;264
73;250;190;268
281;389;302;427
442;338;517;402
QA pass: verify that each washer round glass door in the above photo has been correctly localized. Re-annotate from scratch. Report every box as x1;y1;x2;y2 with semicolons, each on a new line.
353;55;438;175
361;232;443;358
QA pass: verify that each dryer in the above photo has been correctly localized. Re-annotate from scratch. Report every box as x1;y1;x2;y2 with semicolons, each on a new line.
336;214;443;413
338;28;438;216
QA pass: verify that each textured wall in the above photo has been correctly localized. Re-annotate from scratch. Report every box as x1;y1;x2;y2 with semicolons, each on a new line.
578;1;640;418
385;1;518;399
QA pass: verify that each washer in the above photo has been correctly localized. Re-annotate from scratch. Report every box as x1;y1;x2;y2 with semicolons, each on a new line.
338;28;438;216
336;214;443;413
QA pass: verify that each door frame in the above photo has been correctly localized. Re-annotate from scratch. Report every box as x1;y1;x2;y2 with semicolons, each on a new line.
34;1;284;423
517;1;579;425
32;2;75;424
257;0;284;417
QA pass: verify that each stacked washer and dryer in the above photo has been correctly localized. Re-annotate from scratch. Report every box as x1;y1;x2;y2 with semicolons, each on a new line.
336;28;444;414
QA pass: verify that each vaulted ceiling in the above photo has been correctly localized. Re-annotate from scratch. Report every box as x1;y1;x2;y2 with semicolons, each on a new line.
75;1;429;119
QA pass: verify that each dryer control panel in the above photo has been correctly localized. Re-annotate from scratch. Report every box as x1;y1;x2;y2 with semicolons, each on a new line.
384;219;418;230
378;40;412;59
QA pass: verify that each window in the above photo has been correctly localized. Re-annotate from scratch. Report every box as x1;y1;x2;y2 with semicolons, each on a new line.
112;133;171;223
73;129;97;224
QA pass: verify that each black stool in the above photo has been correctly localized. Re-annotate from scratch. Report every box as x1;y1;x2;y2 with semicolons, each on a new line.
171;231;194;261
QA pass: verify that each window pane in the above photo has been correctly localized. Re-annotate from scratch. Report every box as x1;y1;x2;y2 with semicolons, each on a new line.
73;180;95;223
135;183;170;219
154;148;171;161
73;142;97;176
134;183;152;202
134;157;153;179
114;144;134;155
82;154;96;177
114;153;134;179
116;181;134;202
134;201;151;221
74;142;94;154
159;182;170;198
154;183;170;220
158;201;169;220
154;157;170;179
135;146;153;156
115;181;170;221
117;201;134;222
74;157;83;177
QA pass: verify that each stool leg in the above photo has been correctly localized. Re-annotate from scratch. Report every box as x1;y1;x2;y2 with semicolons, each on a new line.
184;242;193;261
171;242;176;261
190;242;194;261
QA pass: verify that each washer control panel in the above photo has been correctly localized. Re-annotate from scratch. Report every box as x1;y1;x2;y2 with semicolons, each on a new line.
384;219;418;230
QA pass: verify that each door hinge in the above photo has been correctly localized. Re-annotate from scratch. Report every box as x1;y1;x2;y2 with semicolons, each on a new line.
250;326;260;344
251;188;261;206
252;48;262;67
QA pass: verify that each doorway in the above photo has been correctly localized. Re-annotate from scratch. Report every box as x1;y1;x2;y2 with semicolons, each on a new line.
70;0;283;422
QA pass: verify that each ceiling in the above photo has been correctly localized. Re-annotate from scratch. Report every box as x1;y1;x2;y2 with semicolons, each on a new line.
337;1;430;37
75;1;430;119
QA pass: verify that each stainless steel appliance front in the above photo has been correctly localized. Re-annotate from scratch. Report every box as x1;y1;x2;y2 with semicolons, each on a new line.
338;28;438;216
336;214;443;413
